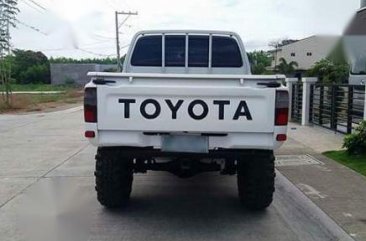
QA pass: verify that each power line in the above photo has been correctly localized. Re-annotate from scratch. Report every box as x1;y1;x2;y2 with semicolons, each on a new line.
16;20;48;35
118;15;130;28
37;48;65;51
119;43;130;50
39;47;116;57
37;43;129;52
93;33;116;41
82;46;116;50
82;39;114;47
19;0;44;13
25;0;47;11
77;47;116;57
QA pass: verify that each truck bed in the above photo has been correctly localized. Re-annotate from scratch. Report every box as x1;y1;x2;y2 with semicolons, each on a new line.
85;72;286;150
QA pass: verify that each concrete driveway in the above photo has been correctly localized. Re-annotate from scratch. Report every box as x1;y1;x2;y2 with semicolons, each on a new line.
0;108;354;241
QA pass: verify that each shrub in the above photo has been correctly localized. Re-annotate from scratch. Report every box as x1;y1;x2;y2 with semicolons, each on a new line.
103;67;118;73
10;49;51;84
64;77;76;85
307;59;349;84
247;51;272;75
19;64;50;84
343;121;366;154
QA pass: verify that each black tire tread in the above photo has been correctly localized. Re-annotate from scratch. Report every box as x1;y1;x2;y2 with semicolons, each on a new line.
237;150;275;210
95;148;133;208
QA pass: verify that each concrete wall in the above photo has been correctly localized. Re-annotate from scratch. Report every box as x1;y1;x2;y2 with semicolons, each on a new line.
50;64;117;85
271;36;339;70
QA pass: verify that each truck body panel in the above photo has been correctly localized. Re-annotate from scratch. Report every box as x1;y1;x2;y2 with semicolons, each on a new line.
84;30;289;152
85;30;289;210
86;72;286;150
93;75;278;133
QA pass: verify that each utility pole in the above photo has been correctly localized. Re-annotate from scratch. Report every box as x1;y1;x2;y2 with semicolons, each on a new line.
115;11;138;72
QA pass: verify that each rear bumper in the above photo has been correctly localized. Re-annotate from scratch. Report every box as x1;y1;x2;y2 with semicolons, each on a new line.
86;124;287;151
95;146;273;159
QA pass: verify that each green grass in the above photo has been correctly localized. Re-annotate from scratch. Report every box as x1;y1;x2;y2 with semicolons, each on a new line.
0;84;77;92
323;150;366;177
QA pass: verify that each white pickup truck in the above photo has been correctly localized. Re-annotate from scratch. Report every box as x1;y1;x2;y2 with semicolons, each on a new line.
84;30;289;210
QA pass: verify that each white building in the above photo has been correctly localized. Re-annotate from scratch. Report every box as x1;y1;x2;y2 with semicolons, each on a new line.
271;35;339;70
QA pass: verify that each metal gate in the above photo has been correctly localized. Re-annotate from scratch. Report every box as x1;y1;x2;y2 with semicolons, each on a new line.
310;84;365;134
291;83;303;123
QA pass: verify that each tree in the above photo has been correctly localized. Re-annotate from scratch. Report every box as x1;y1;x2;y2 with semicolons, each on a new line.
10;49;51;84
269;39;298;67
269;39;298;49
49;56;121;65
247;51;272;74
307;59;349;84
275;57;298;75
0;0;19;105
327;40;347;66
306;39;349;84
0;0;19;54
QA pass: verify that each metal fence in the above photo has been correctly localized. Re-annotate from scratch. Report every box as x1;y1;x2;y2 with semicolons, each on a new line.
310;84;365;134
291;83;303;123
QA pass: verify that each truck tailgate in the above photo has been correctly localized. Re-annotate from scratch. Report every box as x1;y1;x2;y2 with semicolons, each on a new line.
96;80;276;133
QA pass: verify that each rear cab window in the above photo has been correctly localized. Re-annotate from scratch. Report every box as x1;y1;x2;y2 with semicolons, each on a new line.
130;34;243;68
131;36;162;66
212;36;243;67
188;36;209;67
165;35;186;67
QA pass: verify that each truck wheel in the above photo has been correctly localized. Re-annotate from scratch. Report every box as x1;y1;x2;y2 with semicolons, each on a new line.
95;148;133;208
237;151;275;210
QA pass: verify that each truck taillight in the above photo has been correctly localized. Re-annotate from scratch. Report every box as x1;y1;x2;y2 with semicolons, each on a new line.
275;90;289;126
84;87;97;123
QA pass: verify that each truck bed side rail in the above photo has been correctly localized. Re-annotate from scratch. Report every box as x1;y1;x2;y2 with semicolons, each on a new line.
87;72;285;81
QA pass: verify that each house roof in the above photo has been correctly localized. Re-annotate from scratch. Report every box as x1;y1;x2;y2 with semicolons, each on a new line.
274;37;314;51
344;8;366;35
275;35;339;51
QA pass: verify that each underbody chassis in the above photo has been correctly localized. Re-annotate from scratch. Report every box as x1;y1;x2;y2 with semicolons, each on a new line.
94;146;275;210
98;147;270;178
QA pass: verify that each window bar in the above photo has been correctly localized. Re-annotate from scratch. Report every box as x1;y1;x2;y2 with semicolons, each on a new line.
185;33;189;72
319;85;324;126
208;34;213;70
162;33;166;72
347;86;353;134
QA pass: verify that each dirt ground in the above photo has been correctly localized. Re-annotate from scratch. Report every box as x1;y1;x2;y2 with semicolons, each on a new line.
0;90;83;114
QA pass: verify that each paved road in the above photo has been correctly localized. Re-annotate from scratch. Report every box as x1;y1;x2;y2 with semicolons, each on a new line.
0;108;354;241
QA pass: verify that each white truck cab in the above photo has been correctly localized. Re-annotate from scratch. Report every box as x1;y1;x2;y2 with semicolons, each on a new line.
84;30;289;210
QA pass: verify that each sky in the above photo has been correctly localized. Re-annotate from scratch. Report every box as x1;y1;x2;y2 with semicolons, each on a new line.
10;0;362;59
